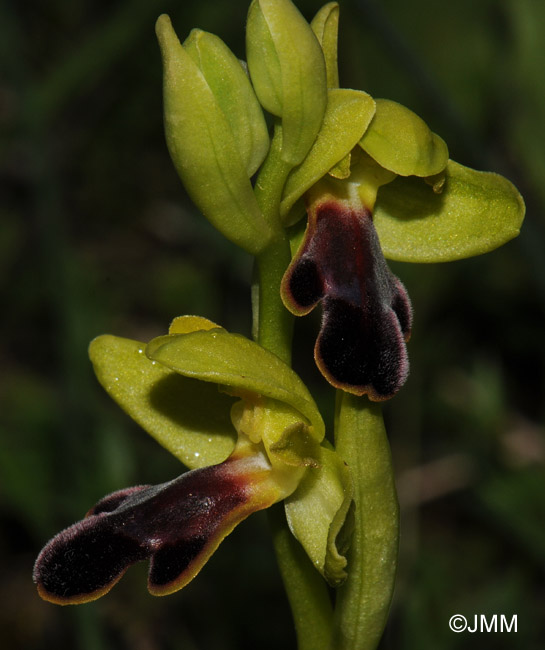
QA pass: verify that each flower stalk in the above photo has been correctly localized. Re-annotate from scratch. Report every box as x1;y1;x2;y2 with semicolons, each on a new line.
251;120;334;649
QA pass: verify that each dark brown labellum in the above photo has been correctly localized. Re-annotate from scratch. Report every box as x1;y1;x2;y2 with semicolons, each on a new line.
33;457;274;604
282;200;412;400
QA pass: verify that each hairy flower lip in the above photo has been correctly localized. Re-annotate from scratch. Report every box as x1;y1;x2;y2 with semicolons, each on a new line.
33;451;281;605
282;198;412;400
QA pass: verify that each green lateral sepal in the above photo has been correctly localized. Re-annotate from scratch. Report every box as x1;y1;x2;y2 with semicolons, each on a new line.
375;159;526;262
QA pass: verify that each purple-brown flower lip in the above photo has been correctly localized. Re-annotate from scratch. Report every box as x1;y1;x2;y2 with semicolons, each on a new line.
282;197;412;400
33;453;277;605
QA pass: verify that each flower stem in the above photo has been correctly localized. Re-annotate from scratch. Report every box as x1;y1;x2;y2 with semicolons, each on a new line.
332;392;399;650
252;121;334;649
254;238;293;365
254;122;292;232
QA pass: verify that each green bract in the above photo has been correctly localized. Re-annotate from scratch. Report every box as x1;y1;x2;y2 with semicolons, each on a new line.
156;15;272;256
246;0;328;165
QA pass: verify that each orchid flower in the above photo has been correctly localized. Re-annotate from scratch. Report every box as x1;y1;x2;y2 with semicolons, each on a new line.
34;316;351;604
276;4;524;400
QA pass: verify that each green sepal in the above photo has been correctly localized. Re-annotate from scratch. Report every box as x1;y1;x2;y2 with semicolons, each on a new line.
375;159;526;262
280;89;376;222
183;29;269;177
156;15;272;255
246;0;328;165
359;98;448;177
311;2;340;88
146;329;325;441
284;443;353;586
88;335;236;469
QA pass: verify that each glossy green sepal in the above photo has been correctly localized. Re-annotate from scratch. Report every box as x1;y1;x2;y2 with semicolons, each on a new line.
89;334;236;469
375;160;526;262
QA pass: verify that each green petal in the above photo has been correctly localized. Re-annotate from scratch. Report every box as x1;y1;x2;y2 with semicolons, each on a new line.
311;2;340;88
328;151;351;179
183;29;269;177
156;15;272;255
359;98;448;177
280;89;376;221
246;0;327;165
284;444;353;586
146;329;325;441
89;335;235;469
375;159;526;262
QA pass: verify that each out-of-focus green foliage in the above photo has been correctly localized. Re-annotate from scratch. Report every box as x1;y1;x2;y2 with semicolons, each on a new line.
2;0;544;648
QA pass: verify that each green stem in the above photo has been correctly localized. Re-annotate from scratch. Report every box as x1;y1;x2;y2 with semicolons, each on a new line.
332;392;399;650
254;237;293;364
254;122;292;232
252;122;334;649
252;123;295;363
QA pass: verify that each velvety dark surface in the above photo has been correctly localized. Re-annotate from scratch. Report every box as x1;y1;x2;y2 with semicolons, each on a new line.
34;461;254;602
283;200;411;399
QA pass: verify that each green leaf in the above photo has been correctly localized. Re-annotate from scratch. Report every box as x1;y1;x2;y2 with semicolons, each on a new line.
246;0;327;165
280;89;376;221
146;329;325;441
359;98;448;177
284;443;353;586
183;29;269;177
375;159;526;262
311;2;340;88
89;335;236;469
155;15;272;255
332;395;398;650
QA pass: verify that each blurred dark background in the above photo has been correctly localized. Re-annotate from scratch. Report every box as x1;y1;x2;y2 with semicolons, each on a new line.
1;0;544;648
